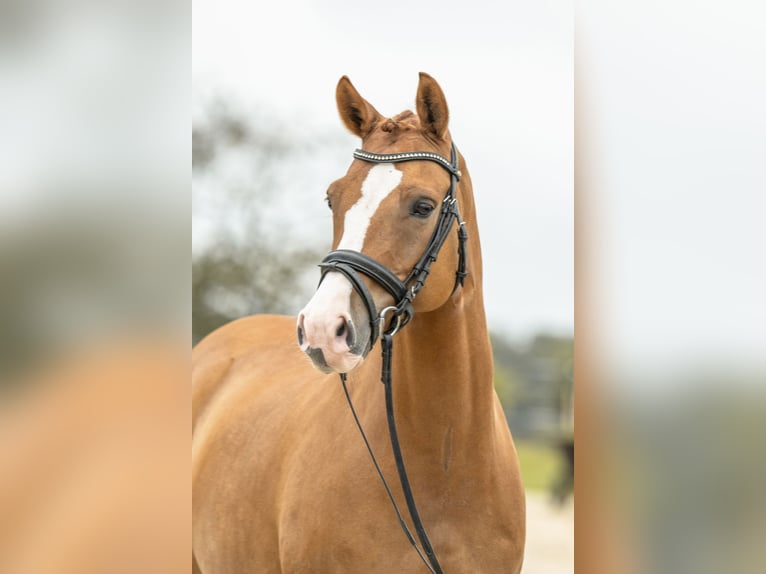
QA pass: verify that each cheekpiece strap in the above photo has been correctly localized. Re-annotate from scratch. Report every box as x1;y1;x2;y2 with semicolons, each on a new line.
321;142;466;349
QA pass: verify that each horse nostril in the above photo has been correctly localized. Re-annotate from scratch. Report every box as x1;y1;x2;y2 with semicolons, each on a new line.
343;320;356;349
297;314;305;346
336;320;346;338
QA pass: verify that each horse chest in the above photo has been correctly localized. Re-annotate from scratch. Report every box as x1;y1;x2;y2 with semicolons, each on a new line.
274;426;520;573
274;419;434;569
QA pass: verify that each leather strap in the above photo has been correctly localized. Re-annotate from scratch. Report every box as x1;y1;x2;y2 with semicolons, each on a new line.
321;250;408;302
319;250;415;349
381;333;444;574
324;142;467;345
340;372;439;574
353;149;461;179
318;260;381;348
325;142;467;573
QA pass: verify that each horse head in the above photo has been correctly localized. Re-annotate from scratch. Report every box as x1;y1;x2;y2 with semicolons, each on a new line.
297;73;467;374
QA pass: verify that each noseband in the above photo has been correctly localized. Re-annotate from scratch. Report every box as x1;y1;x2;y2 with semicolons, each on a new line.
317;142;467;574
318;142;467;351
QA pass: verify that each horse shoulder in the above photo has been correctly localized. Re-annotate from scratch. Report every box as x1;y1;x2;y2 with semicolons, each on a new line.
193;314;320;572
192;313;314;484
192;314;298;429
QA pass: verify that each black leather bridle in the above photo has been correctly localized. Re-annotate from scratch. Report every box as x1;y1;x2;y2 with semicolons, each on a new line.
318;142;467;574
319;143;467;351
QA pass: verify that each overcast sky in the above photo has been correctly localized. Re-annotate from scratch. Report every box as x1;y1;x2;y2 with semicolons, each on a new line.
193;0;573;341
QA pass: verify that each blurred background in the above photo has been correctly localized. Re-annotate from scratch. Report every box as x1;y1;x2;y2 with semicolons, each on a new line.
2;0;762;573
1;1;188;573
578;1;766;572
193;1;574;572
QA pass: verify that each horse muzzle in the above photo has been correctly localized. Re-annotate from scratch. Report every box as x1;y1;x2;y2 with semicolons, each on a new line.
296;269;374;373
296;311;367;373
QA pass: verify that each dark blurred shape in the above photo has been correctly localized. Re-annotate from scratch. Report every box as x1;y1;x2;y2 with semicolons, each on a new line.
575;379;766;574
0;0;40;50
492;332;574;503
192;101;339;343
0;204;185;386
192;245;317;343
610;386;766;574
552;437;574;505
492;333;573;439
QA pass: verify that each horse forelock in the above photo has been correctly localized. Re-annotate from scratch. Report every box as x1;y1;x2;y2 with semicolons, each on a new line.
363;110;452;157
371;110;421;138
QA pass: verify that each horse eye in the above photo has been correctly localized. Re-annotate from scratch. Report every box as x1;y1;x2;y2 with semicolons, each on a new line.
411;200;435;218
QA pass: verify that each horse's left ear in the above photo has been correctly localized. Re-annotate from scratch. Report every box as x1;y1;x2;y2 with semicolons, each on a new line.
416;72;449;140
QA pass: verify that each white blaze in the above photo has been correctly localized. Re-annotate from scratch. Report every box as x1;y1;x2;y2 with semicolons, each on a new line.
338;163;402;250
298;163;402;367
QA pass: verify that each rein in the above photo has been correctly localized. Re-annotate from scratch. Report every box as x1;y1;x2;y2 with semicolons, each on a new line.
320;143;466;574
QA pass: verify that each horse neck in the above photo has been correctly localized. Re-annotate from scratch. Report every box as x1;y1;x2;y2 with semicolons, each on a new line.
381;170;498;461
388;280;496;446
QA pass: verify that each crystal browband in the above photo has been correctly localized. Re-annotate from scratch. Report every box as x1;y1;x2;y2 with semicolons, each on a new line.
353;149;461;180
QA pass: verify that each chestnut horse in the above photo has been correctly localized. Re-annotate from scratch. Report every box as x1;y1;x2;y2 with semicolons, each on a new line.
192;73;525;573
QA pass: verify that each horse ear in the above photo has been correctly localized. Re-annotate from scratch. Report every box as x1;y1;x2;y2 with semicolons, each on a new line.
336;76;382;138
416;72;449;139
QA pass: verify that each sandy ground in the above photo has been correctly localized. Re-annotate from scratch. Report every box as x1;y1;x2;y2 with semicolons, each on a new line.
523;492;574;574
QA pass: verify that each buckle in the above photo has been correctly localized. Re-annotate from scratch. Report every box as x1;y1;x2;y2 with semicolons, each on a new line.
378;306;403;337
